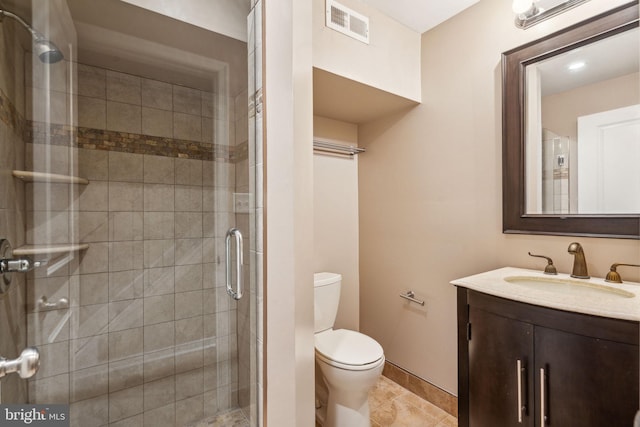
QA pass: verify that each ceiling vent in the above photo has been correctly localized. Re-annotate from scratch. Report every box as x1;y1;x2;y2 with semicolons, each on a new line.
325;0;369;44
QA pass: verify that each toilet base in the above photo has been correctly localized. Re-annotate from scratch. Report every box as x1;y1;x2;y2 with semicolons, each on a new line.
325;388;372;427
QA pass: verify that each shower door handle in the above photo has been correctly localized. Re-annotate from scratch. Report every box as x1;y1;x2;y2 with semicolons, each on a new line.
225;228;243;300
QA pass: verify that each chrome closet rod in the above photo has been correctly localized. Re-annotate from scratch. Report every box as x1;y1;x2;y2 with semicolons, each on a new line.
313;140;365;156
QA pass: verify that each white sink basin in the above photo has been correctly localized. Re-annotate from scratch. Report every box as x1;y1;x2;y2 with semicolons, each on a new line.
504;275;635;299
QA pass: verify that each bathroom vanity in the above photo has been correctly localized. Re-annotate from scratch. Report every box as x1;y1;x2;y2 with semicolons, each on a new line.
452;268;640;427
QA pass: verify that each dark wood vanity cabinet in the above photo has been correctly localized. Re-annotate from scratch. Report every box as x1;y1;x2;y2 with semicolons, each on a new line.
457;288;639;427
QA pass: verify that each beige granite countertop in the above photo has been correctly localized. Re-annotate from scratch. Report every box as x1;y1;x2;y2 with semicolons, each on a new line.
451;267;640;322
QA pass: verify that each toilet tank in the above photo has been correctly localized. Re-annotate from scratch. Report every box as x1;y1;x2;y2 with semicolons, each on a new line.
314;272;342;333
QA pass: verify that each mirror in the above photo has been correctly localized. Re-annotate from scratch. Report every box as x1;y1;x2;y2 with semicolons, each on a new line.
503;2;640;238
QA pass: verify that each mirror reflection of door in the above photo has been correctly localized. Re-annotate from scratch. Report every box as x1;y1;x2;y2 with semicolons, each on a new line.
525;26;640;215
577;105;640;214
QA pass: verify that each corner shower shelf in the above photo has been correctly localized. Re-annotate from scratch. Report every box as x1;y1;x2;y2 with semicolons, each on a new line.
13;243;89;257
12;170;89;185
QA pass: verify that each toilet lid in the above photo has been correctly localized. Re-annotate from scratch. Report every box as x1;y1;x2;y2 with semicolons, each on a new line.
315;329;384;366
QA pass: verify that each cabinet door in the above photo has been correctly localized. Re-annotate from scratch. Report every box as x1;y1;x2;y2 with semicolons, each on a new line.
535;326;639;427
469;307;535;427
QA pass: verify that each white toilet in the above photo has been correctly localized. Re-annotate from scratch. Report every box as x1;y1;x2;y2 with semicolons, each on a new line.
314;272;385;427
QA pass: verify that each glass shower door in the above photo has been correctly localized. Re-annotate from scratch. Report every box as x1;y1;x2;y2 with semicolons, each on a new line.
0;0;262;425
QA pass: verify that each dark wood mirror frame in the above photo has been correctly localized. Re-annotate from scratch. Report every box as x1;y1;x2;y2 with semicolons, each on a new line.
502;2;640;239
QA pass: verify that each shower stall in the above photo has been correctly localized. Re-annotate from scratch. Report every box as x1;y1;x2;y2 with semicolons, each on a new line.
0;0;263;425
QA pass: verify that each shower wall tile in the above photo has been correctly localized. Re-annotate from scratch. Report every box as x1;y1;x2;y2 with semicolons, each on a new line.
26;143;71;176
176;368;204;401
142;107;173;138
201;92;214;118
109;356;143;392
175;159;203;186
70;304;109;338
142;79;172;111
26;310;70;345
28;374;69;405
175;212;203;238
78;64;106;98
144;376;175;411
78;180;109;211
173;86;202;116
175;394;204;426
143;239;175;268
143;212;174;239
108;384;143;422
109;212;144;241
173;112;202;142
70;334;109;370
108;241;144;272
109;270;144;302
76;273;109;306
107;71;141;105
109;299;143;332
143;294;174;325
143;267;175;296
143;348;175;383
107;101;142;134
78;95;106;129
70;364;109;403
143;403;175;427
78;149;109;181
109;182;144;212
27;183;70;211
27;86;68;125
175;264;202;292
110;152;144;182
79;211;109;243
143;155;174;184
143;321;175;353
109;328;143;362
144;184;175;211
175;186;202;212
77;242;109;275
69;395;109;427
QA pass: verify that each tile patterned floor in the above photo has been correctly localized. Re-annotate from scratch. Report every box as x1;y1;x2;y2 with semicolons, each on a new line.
369;376;458;427
192;375;457;427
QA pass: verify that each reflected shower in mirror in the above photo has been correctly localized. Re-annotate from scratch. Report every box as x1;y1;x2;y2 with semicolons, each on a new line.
525;27;640;215
502;1;640;238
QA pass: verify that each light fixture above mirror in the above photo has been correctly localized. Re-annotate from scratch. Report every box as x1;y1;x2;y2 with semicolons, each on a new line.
513;0;591;29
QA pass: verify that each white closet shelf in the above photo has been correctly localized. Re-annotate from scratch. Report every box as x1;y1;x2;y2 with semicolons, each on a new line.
13;244;89;257
12;170;89;185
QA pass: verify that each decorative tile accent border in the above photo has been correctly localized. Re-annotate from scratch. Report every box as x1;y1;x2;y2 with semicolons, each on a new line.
0;90;248;162
382;361;458;417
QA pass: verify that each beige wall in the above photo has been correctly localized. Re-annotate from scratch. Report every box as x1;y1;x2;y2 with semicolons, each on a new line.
358;0;639;395
542;72;640;141
312;0;421;102
313;116;360;331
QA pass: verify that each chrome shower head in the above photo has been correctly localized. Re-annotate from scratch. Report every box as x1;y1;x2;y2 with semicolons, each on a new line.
32;37;63;64
0;9;64;64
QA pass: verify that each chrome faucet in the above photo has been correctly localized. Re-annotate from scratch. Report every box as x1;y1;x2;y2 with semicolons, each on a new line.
567;242;589;279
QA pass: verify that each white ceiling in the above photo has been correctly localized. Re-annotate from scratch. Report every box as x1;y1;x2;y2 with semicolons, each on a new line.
359;0;480;33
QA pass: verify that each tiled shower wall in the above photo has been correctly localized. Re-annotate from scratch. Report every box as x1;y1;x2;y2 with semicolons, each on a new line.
0;16;28;405
25;62;251;427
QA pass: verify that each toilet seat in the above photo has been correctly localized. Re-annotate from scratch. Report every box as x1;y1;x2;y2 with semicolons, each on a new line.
315;329;384;371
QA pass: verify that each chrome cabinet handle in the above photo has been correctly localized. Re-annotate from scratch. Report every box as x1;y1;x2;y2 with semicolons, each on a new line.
540;367;547;427
517;359;527;423
225;228;243;300
0;347;40;379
